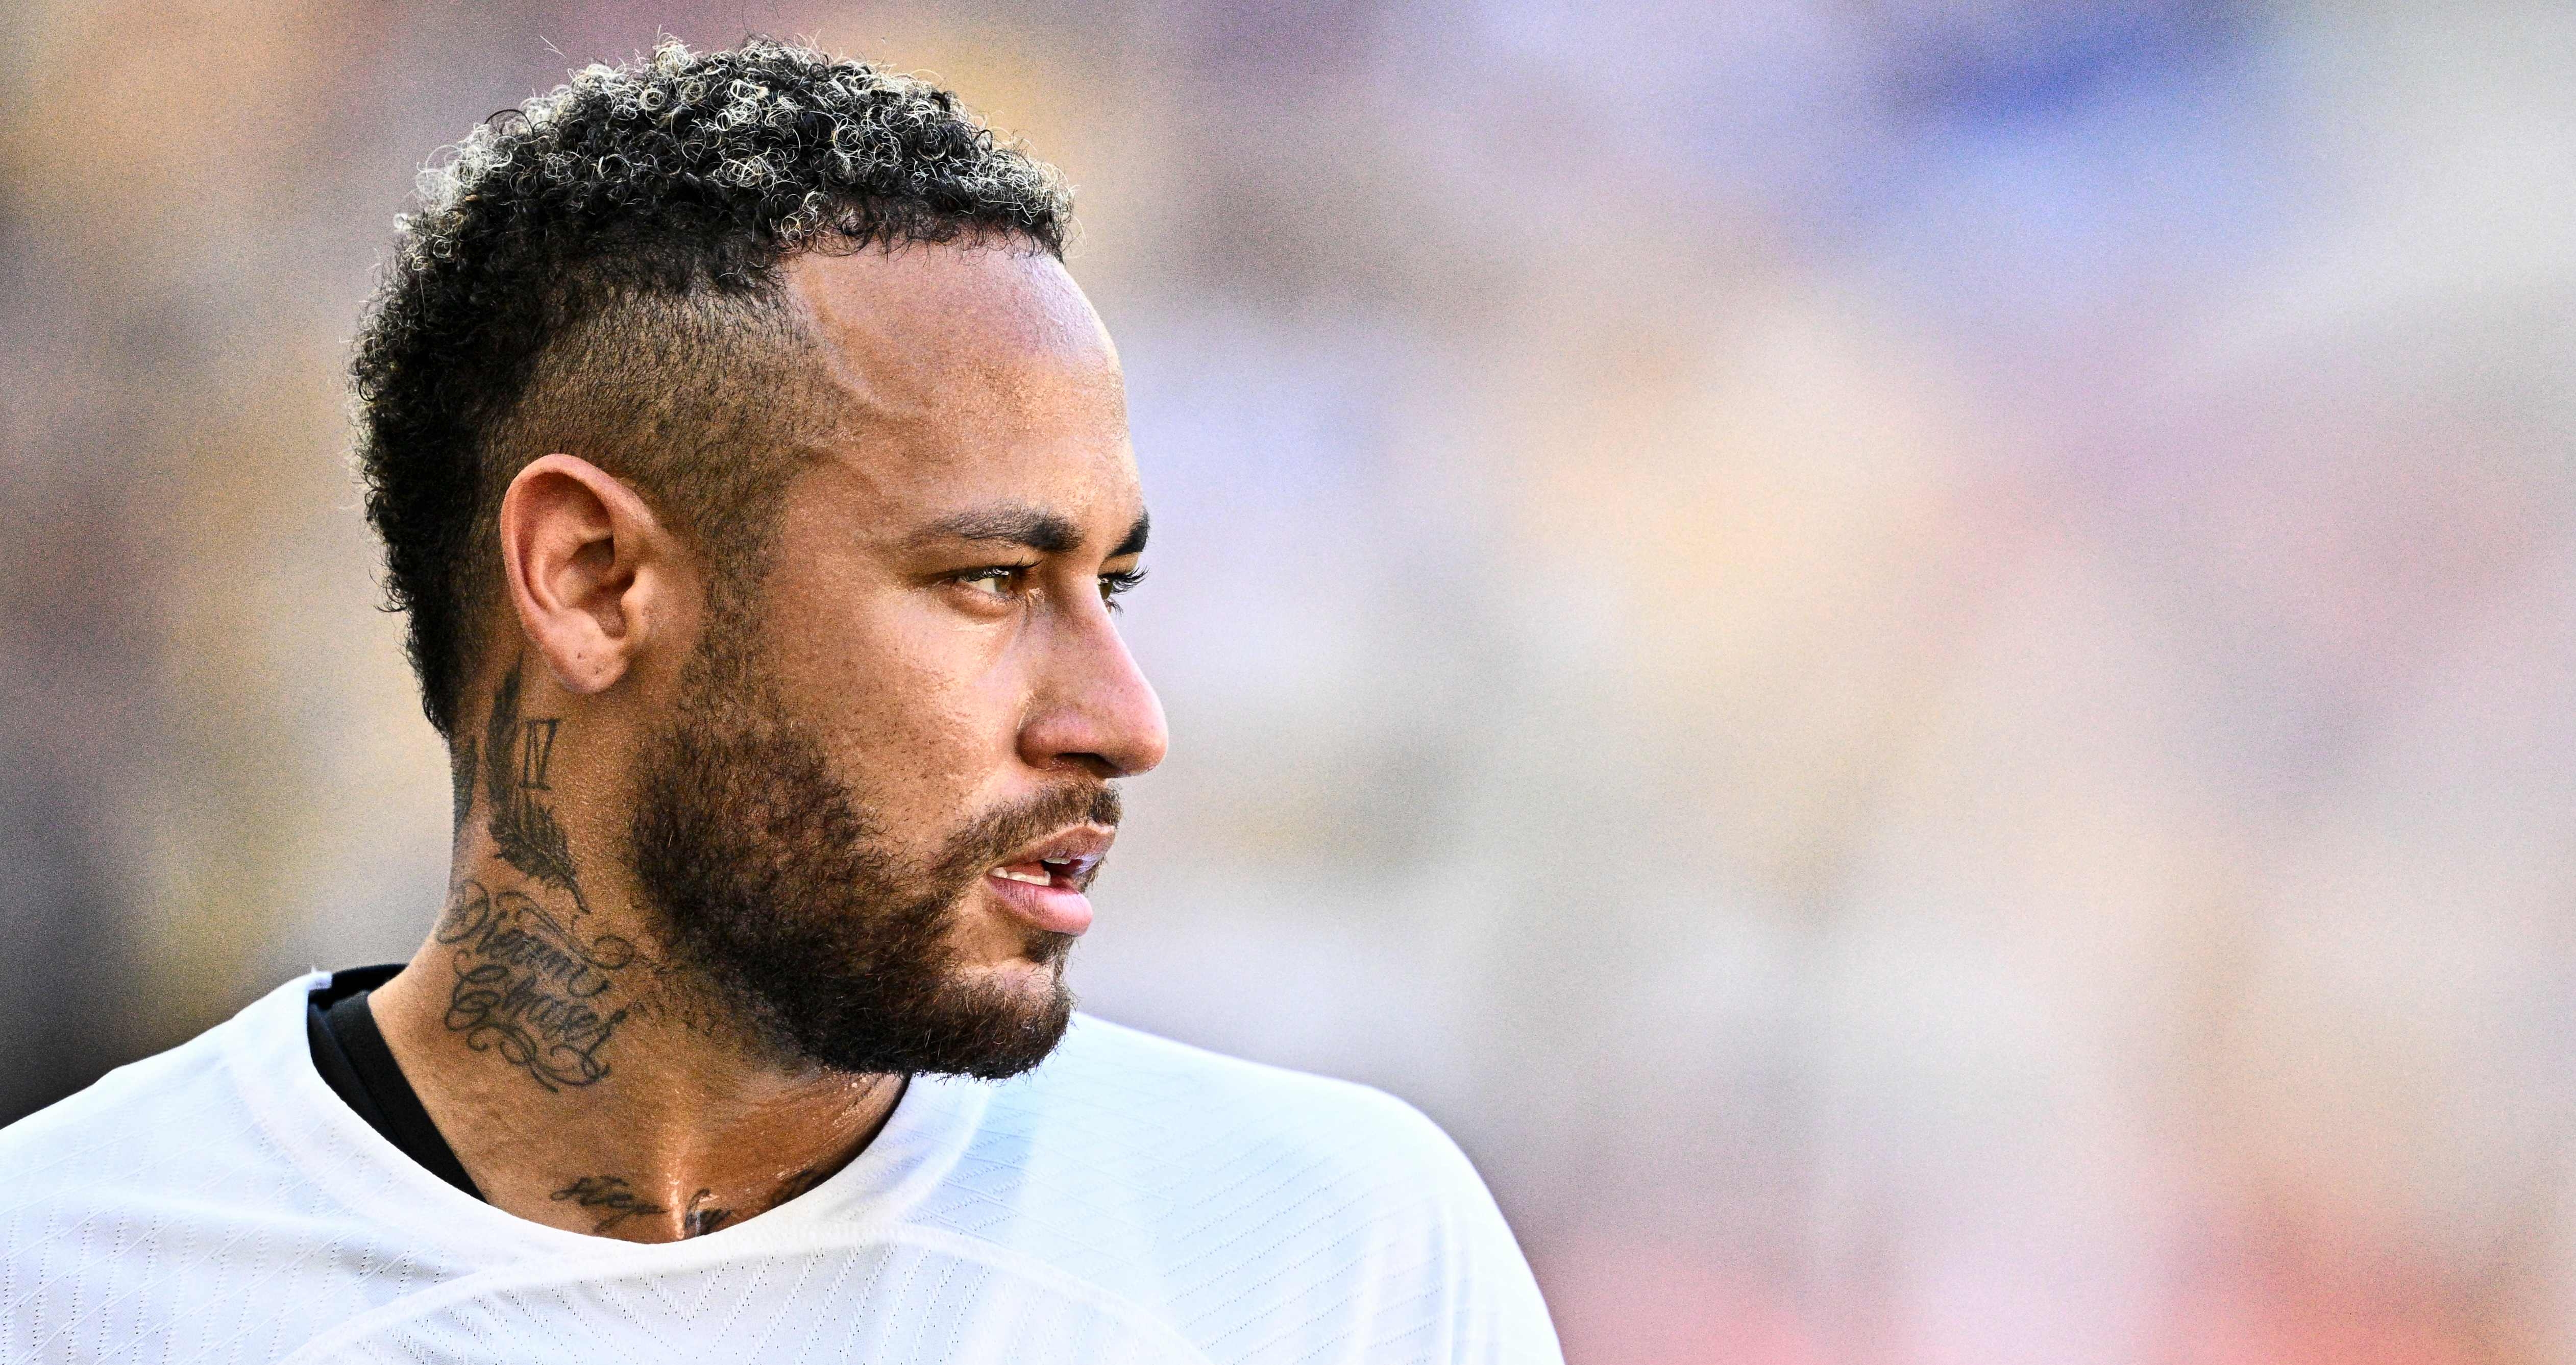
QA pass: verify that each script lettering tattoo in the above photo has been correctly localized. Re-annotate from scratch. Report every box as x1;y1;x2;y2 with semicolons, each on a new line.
683;1189;733;1237
674;1168;829;1238
546;1167;832;1239
551;1176;665;1233
437;880;635;1090
482;666;586;913
769;1167;830;1205
439;665;637;1089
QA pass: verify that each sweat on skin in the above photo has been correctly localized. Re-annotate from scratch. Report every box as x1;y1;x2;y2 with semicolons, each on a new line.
365;240;1168;1244
0;42;1562;1361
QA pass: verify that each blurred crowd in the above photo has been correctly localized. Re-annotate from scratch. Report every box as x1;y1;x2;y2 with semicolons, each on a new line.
4;0;2572;1360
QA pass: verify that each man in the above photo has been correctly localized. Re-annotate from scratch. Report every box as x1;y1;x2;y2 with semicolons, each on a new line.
0;38;1559;1363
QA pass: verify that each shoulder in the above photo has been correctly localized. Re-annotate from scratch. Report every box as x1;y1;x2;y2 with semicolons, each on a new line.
0;976;465;1361
908;1014;1562;1363
0;993;264;1190
0;978;310;1282
979;1014;1488;1224
1026;1012;1467;1161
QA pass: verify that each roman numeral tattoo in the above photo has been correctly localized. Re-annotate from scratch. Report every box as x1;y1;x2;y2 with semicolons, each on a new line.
520;717;559;790
481;667;586;914
439;663;635;1090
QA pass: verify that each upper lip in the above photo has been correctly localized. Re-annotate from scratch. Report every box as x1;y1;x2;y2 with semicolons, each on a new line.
992;825;1114;889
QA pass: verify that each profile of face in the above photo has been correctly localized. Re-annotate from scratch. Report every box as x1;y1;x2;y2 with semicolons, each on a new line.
624;242;1167;1078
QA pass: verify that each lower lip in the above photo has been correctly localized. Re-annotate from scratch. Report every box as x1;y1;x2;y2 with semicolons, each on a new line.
984;871;1094;936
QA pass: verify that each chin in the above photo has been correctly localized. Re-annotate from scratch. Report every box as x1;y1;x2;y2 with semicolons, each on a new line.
954;956;1076;1034
968;949;1068;990
955;915;1078;989
914;975;1077;1080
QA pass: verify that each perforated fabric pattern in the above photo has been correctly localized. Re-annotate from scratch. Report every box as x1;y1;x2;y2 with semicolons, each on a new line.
0;1020;478;1362
916;1019;1560;1364
0;974;1561;1364
280;1234;1206;1364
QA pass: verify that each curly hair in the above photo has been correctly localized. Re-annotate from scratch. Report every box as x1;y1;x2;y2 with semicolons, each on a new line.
351;37;1072;739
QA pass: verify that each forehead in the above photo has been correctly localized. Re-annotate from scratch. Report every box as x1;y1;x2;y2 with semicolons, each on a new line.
779;241;1137;535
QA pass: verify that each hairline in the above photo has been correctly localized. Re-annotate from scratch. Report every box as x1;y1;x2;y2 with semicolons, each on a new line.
442;228;1064;732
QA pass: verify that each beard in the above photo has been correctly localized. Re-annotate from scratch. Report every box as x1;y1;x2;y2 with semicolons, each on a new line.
624;621;1116;1079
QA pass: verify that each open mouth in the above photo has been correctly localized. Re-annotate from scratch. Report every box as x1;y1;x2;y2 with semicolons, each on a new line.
980;827;1112;935
989;856;1089;888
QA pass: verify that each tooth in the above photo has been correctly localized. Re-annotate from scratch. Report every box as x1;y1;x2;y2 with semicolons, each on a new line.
991;867;1050;886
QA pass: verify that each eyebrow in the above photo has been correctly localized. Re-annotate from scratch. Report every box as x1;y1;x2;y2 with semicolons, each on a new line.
910;504;1150;559
1110;511;1150;559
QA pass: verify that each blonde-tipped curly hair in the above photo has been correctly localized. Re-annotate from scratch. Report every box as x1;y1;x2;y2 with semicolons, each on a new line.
353;37;1070;739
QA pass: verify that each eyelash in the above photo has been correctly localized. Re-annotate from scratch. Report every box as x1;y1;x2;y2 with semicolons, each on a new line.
954;565;1147;612
1098;568;1146;612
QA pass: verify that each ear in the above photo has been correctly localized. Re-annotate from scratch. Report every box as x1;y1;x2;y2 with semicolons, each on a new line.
497;454;685;695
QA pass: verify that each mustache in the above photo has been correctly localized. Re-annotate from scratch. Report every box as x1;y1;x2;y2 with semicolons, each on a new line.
930;781;1123;888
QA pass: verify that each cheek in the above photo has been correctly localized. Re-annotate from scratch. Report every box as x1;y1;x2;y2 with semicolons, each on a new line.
755;588;1027;830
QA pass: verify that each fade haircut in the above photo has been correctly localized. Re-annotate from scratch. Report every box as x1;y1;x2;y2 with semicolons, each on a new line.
352;37;1072;738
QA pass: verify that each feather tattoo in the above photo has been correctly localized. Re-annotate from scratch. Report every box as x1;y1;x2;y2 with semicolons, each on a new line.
449;733;478;831
483;666;588;913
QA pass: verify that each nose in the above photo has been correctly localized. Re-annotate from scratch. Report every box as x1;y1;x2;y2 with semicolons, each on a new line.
1018;600;1168;779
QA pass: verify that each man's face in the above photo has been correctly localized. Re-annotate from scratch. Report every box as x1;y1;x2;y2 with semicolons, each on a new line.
626;241;1166;1077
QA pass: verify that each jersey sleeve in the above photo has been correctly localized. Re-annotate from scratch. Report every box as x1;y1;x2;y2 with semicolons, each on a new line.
901;1018;1569;1365
1348;1089;1566;1365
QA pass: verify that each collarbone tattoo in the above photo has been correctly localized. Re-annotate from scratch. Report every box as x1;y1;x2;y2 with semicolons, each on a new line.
682;1188;734;1237
551;1168;833;1239
550;1175;664;1233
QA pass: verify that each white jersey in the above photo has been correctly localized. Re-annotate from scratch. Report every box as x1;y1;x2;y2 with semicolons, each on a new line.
0;972;1559;1364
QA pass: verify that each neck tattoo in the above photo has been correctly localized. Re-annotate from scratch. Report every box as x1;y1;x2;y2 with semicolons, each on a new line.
434;665;641;1091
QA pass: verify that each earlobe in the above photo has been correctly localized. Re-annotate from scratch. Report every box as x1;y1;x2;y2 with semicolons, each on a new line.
498;454;674;696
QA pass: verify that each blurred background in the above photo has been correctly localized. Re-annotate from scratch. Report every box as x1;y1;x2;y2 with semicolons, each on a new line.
4;0;2573;1359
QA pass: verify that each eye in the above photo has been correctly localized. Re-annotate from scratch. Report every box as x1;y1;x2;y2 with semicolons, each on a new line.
953;565;1032;599
1098;567;1146;613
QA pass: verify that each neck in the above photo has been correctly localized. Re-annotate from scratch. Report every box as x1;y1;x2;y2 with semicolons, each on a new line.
369;665;903;1242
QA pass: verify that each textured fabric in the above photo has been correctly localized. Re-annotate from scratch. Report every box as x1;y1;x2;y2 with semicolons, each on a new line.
0;973;1561;1363
307;966;481;1201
